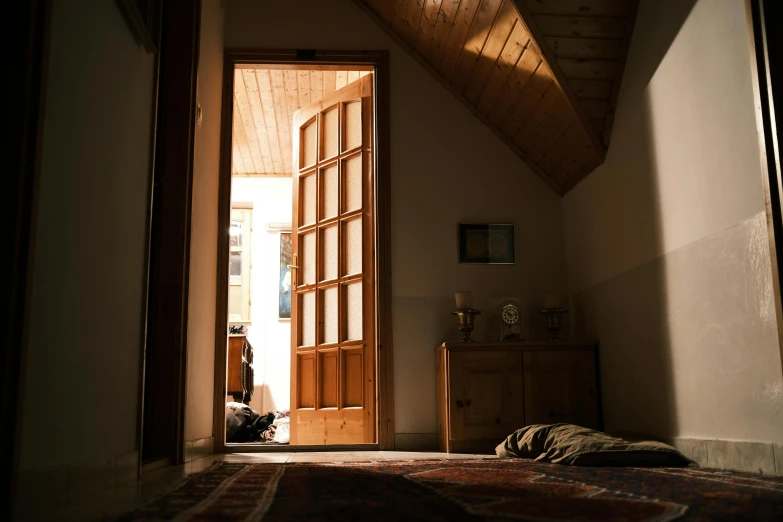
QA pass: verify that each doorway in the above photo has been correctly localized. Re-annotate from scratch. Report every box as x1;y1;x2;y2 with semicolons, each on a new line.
213;50;394;453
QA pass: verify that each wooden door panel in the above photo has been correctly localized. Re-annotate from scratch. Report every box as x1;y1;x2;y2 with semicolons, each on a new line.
523;350;598;429
449;351;524;443
318;350;339;408
342;346;364;407
291;74;376;445
297;352;316;409
464;370;505;426
293;407;366;445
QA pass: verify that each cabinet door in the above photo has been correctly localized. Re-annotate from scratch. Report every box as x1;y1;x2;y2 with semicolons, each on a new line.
523;350;598;429
449;351;524;444
227;336;244;394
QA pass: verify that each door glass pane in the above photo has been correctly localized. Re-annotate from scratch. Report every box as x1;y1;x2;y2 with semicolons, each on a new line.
302;232;315;285
344;101;362;151
321;164;338;220
343;154;362;213
345;282;362;341
302;119;317;167
344;217;362;275
322;106;338;160
321;286;338;344
321;224;338;281
302;174;316;225
229;221;243;247
300;291;315;347
229;251;242;277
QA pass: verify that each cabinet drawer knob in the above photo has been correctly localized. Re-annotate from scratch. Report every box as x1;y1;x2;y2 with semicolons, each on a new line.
456;400;464;408
466;399;472;406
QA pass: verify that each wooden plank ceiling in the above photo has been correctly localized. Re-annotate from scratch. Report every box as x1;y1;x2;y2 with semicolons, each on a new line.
232;68;371;177
354;0;637;194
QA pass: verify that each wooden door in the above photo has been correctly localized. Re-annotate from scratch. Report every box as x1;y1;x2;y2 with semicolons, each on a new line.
449;351;524;450
523;350;599;429
290;74;375;445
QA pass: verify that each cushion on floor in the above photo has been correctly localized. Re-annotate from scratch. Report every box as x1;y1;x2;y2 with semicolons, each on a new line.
496;423;692;466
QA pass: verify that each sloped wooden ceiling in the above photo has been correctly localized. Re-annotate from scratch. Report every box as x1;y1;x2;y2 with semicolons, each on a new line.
354;0;637;194
232;68;371;176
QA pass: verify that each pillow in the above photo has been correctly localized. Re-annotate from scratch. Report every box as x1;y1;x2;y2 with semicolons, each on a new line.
225;402;253;441
496;423;692;467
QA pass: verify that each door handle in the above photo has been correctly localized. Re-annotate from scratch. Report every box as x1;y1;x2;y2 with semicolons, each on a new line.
287;253;299;288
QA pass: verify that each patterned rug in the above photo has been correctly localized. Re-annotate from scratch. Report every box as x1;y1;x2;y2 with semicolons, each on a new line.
117;458;783;521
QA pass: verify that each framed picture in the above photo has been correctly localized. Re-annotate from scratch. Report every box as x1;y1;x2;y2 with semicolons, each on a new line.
279;232;292;319
458;223;515;264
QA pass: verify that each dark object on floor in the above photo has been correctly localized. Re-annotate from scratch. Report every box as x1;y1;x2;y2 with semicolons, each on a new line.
225;403;275;442
116;458;783;521
497;423;692;466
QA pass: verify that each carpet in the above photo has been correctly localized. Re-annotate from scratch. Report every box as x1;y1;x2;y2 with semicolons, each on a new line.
117;458;783;521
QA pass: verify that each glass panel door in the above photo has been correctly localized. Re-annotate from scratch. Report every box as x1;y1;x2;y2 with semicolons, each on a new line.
290;73;375;445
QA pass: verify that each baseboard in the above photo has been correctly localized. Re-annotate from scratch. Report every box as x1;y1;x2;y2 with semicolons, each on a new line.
394;433;439;452
184;436;214;463
15;450;139;515
670;437;781;475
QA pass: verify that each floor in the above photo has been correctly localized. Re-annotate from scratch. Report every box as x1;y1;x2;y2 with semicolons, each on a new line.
36;451;495;521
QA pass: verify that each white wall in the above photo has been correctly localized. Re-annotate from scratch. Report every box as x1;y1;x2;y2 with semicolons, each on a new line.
19;1;154;469
185;0;225;444
224;0;569;439
231;177;293;415
564;0;783;443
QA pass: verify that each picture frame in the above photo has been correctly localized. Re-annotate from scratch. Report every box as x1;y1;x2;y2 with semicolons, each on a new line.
278;232;292;319
116;0;160;53
458;223;515;264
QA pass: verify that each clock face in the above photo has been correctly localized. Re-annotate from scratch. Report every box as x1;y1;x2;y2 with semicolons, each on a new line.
502;304;520;325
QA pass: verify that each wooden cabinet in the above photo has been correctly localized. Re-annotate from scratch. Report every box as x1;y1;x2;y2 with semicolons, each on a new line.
227;335;254;404
447;351;524;452
436;341;601;454
523;349;598;429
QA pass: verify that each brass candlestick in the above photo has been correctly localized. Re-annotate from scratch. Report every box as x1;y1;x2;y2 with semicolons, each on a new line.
540;308;568;341
452;308;481;342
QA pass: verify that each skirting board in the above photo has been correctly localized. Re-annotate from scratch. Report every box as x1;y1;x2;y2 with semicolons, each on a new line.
15;450;139;514
184;436;215;463
394;433;439;452
671;437;782;475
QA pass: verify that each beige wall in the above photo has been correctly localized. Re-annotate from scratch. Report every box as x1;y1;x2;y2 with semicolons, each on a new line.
185;0;225;443
564;0;783;442
19;1;155;469
224;0;568;437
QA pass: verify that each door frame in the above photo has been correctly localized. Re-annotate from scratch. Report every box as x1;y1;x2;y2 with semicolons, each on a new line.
746;0;783;376
141;0;201;467
213;49;394;453
3;0;52;517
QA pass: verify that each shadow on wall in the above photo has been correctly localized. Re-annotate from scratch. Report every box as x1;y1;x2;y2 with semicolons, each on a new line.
571;0;698;440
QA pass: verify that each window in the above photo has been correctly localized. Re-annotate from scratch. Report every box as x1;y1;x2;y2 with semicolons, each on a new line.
228;207;252;324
